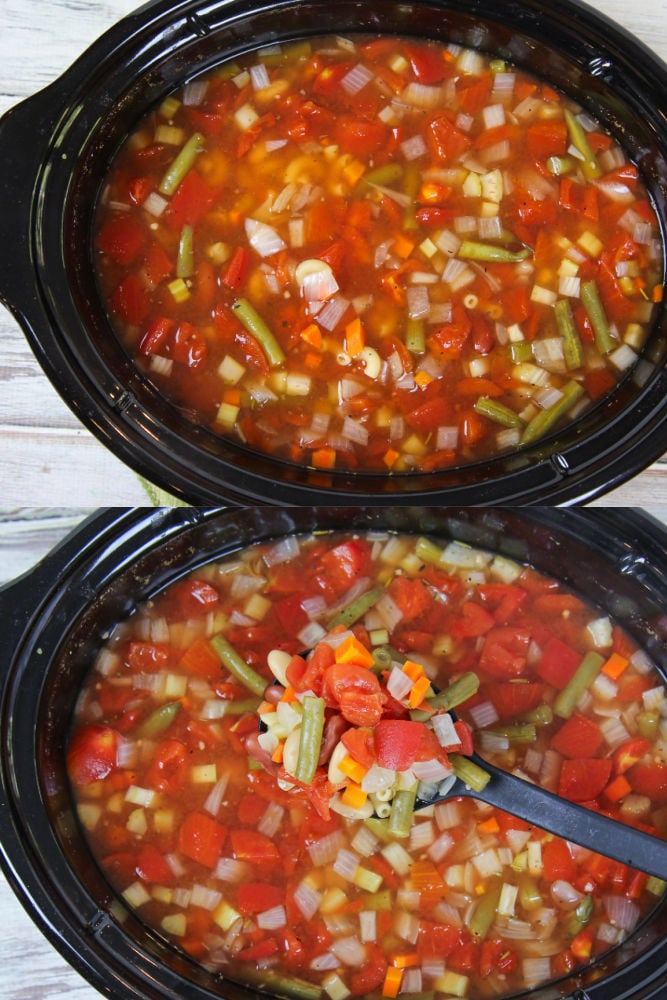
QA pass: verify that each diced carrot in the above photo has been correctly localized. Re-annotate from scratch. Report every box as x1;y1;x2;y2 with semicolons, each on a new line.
392;232;416;258
339;755;369;783
271;743;284;764
478;816;501;834
392;953;420;969
382;966;403;998
304;351;322;370
383;448;400;468
222;387;241;406
601;652;629;680
408;675;432;709
311;447;336;469
414;370;433;388
334;633;375;668
257;700;276;715
281;684;298;704
300;323;323;348
653;284;663;303
345;317;366;357
341;782;368;810
604;774;632;803
402;659;426;682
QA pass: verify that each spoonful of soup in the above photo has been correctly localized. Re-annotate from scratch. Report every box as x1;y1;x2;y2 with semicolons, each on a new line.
244;631;667;881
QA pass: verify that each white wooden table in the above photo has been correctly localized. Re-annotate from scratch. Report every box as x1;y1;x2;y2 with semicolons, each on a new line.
1;0;666;506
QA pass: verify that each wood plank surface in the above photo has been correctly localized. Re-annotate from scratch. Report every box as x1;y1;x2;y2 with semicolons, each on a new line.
0;0;666;505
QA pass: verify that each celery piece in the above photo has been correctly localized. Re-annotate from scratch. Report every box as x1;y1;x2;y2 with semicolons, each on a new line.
232;298;285;367
450;753;491;792
470;877;502;938
210;634;267;696
295;695;326;785
553;651;606;719
554;298;584;370
176;224;194;279
427;672;480;712
474;396;524;428
402;161;421;230
159;131;205;196
363;817;394;844
509;342;534;364
521;380;585;445
518;874;543;911
637;710;660;740
136;701;181;739
406;318;426;355
581;279;615;354
358;163;404;193
564;109;601;181
327;586;384;629
486;724;536;744
521;704;553;727
415;537;445;566
360;887;394;909
546;155;575;176
388;782;418;839
458;240;532;263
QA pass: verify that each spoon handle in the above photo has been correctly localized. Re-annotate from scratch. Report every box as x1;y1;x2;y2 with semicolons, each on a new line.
466;758;667;880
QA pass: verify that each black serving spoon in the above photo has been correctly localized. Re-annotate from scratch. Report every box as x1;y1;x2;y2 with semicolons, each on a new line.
258;658;667;880
414;746;667;880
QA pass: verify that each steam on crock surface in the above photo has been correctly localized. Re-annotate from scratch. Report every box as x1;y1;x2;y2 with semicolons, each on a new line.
93;34;663;476
68;528;667;1000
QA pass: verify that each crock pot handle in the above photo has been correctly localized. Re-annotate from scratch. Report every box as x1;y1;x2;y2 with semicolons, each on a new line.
0;86;62;325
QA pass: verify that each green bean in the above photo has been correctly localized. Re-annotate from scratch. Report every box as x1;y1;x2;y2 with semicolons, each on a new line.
470;877;502;938
486;724;536;744
295;695;325;785
402;161;421;230
358;163;404;192
567;894;594;937
176;224;194;279
458;240;532;263
427;672;480;712
209;635;267;696
218;697;262;716
521;380;585;445
450;753;491;793
521;704;553;727
406;318;426;354
136;701;181;739
553;651;606;719
159;131;205;196
371;646;395;671
518;874;543;911
581;279;615;354
564;109;601;181
328;586;384;629
637;710;660;740
248;970;322;1000
414;537;445;566
232;298;285;367
554;298;584;370
474;396;524;428
388;782;418;839
363;817;394;844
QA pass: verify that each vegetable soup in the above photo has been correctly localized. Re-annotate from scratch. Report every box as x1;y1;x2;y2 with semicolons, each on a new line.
68;530;667;1000
93;35;663;473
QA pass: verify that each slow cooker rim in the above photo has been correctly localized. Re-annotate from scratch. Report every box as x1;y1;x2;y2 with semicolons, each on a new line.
2;0;667;503
1;507;667;1000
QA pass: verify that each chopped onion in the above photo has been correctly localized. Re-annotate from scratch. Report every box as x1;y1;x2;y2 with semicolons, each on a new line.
412;757;452;783
182;79;209;106
264;535;300;566
401;134;428;160
468;700;499;729
250;63;271;91
407;284;430;319
308;830;347;867
436;425;458;450
341;63;374;94
342;416;369;446
203;775;230;816
604;895;640;932
401;82;444;108
331;935;367;965
482;103;506;129
318;296;349;331
245;218;286;257
257;905;287;930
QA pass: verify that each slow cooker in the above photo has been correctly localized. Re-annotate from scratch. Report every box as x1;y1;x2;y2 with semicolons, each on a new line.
0;507;665;999
0;0;665;504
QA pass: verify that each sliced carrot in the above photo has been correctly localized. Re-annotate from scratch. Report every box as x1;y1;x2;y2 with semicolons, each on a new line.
408;675;432;709
345;317;366;357
339;755;369;783
341;782;368;810
334;633;375;668
601;652;629;680
311;447;336;469
382;966;403;998
603;774;632;803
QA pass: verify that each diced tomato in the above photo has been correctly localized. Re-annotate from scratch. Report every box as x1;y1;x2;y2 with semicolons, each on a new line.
627;762;667;802
237;792;270;826
479;627;531;679
451;601;496;639
237;881;284;915
143;243;173;287
542;837;577;882
537;636;582;688
179;637;221;679
96;216;146;265
613;737;652;775
146;738;188;793
426;115;471;162
406;44;447;84
480;938;517;977
171;321;208;368
126;641;170;672
237;938;279;960
349;944;388;996
140;317;174;357
374;719;428;771
333;118;388;158
341;726;376;770
387;575;433;623
178;812;227;868
274;592;310;637
221;246;250;291
322;663;385;727
551;715;604;759
159;579;220;621
318;539;371;597
111;275;150;325
478;583;528;624
418;921;462;958
135;844;174;885
165;170;217;229
230;829;280;865
491;682;544;721
525;119;568;158
67;724;118;785
558;757;613;803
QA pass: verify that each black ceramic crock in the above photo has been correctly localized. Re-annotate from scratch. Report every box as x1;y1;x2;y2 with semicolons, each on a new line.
0;0;666;504
0;507;666;1000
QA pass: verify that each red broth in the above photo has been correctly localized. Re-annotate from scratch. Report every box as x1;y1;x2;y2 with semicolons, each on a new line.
93;35;663;473
68;531;666;1000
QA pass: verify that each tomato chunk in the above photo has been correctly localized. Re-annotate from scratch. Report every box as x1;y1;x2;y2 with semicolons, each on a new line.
558;758;613;802
67;724;118;785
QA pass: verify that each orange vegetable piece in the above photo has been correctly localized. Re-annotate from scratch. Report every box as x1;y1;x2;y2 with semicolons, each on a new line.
334;633;375;668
